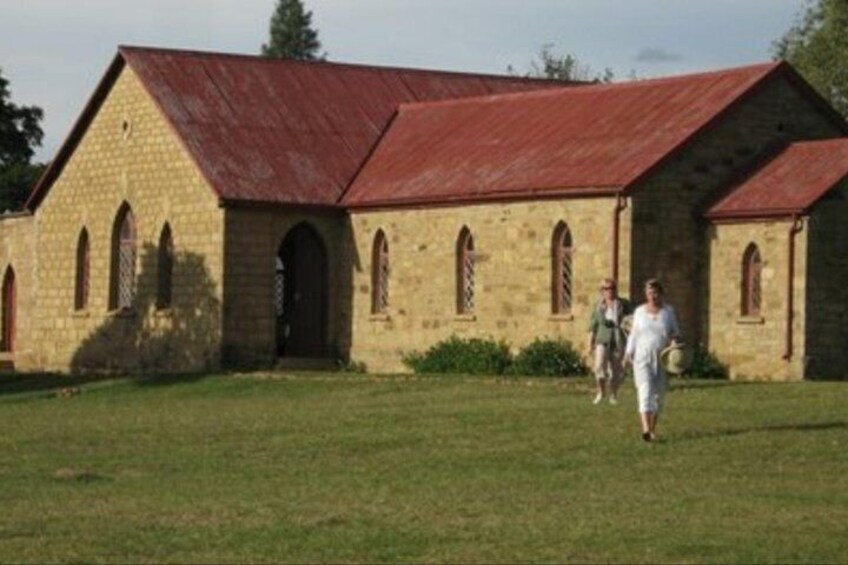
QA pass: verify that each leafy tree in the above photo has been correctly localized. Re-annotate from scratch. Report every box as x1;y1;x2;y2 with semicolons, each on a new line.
773;0;848;115
261;0;324;60
0;67;44;212
510;43;613;83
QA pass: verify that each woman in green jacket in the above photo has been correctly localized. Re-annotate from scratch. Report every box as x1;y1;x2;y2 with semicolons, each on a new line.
587;278;631;405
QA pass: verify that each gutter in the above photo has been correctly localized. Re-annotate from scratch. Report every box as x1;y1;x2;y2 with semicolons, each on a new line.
783;215;805;361
611;193;628;283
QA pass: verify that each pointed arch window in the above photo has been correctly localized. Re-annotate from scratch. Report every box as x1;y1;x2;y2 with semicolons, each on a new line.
742;243;762;316
457;227;475;314
1;266;15;353
157;223;174;310
552;221;573;314
371;229;389;314
75;228;90;311
109;204;137;310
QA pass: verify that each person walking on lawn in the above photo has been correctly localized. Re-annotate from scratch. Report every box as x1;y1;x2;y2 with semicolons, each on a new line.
587;278;631;405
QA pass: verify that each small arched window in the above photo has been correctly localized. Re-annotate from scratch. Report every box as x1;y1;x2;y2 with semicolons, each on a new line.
742;243;762;316
109;203;137;310
75;228;90;311
552;221;573;314
371;229;389;314
1;266;15;353
157;223;174;310
456;227;475;314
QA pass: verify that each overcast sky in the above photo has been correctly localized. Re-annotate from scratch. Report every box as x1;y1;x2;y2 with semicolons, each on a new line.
0;0;805;161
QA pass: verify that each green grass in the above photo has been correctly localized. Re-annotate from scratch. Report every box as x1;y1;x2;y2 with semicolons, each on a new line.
0;372;846;563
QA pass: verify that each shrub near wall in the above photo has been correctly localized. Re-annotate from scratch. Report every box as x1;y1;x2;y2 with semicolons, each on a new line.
402;336;512;375
508;338;587;377
403;336;587;377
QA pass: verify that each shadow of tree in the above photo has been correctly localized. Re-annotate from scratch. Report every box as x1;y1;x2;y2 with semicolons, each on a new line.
0;372;113;396
70;243;221;377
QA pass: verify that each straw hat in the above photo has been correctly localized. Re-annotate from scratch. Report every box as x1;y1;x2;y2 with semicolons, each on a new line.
660;342;692;375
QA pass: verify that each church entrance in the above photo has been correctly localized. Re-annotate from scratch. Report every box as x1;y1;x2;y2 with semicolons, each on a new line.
275;224;327;357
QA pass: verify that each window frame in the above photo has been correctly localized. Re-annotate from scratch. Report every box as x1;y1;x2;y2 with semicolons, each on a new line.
552;221;574;315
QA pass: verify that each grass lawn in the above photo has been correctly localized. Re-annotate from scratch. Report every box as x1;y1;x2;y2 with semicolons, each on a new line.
0;372;846;563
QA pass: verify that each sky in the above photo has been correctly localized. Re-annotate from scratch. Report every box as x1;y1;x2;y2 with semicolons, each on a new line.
0;0;806;162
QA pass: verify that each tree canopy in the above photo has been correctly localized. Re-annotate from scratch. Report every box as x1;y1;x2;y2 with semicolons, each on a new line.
0;67;44;212
773;0;848;116
510;44;614;83
261;0;324;60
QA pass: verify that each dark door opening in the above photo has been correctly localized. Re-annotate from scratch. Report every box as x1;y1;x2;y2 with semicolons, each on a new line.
2;267;16;353
275;224;327;357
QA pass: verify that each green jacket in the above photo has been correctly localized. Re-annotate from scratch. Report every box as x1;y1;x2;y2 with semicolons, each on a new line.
588;297;632;350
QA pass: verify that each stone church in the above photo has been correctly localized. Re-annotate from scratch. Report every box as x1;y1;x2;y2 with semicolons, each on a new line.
1;46;847;380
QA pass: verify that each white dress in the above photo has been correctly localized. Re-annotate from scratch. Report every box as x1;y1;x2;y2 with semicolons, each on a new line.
624;304;680;413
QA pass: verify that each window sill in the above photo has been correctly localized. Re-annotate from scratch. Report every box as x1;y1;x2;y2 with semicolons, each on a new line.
454;313;477;322
737;316;765;325
108;307;137;319
71;309;90;318
549;313;575;322
369;313;391;322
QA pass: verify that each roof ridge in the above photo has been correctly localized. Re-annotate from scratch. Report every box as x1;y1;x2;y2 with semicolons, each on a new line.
397;61;784;113
117;44;571;85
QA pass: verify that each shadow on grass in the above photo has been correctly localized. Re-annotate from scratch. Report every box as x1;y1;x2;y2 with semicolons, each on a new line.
678;420;848;441
0;373;114;397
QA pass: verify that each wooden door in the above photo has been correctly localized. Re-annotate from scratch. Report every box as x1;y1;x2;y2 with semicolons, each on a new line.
276;225;327;357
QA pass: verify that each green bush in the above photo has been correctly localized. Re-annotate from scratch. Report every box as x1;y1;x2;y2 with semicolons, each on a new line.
508;338;588;377
686;345;729;379
402;335;586;377
402;336;512;375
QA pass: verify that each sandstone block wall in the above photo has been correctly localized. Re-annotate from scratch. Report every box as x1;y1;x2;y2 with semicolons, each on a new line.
805;179;848;379
708;220;806;380
29;65;225;373
348;197;631;373
630;74;842;347
0;214;36;369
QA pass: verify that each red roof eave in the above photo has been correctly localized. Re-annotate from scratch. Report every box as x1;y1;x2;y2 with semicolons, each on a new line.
345;185;623;211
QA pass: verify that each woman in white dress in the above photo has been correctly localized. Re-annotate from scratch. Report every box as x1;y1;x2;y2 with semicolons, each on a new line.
624;279;679;442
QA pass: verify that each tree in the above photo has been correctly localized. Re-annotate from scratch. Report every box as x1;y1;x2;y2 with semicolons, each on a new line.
261;0;324;60
773;0;848;116
509;44;614;83
0;67;44;212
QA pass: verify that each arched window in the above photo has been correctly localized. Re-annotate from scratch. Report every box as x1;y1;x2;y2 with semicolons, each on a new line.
75;228;90;311
552;221;573;314
456;227;475;314
109;203;137;310
157;223;174;310
1;266;15;353
371;229;389;314
742;243;762;316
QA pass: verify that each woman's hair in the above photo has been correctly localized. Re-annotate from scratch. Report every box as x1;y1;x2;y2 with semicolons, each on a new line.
599;277;617;290
645;278;663;293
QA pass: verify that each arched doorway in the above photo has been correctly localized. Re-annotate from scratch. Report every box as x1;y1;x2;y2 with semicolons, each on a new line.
1;267;16;353
275;223;327;357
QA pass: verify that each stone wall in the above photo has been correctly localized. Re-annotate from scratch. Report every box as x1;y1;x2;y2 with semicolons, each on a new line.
630;74;843;346
222;208;350;368
0;214;36;369
805;179;848;379
29;65;225;373
707;220;806;380
348;197;631;373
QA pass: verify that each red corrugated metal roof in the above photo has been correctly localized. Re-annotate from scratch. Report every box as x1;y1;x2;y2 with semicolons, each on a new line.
342;62;783;208
119;46;569;207
706;139;848;220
